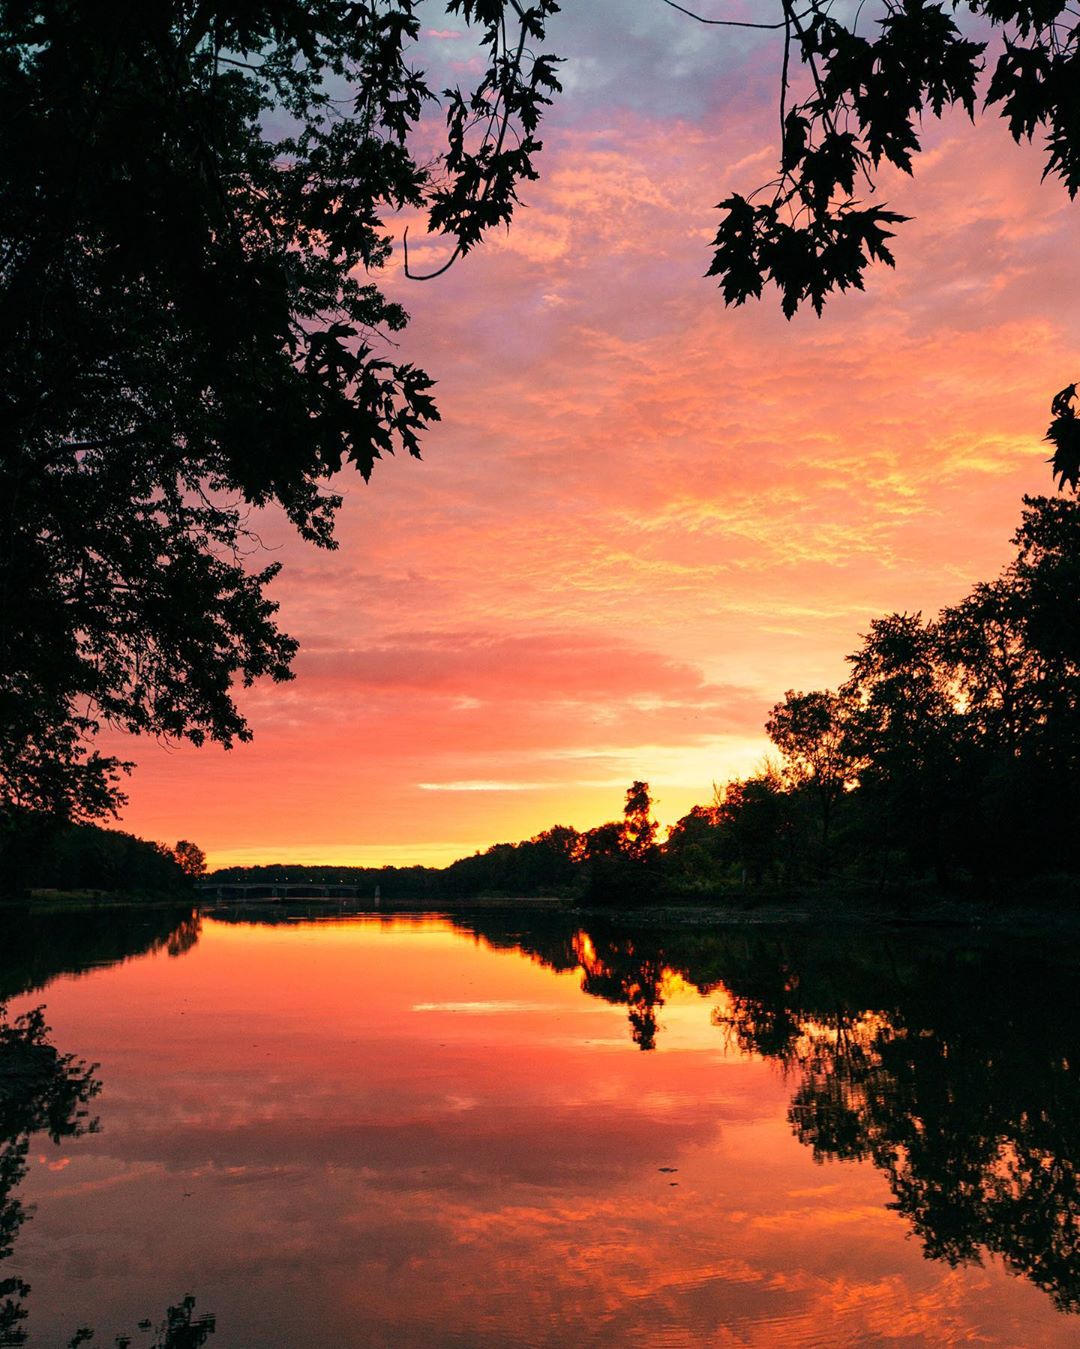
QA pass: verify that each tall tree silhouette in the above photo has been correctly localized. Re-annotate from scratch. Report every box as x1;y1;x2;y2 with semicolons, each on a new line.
622;781;659;862
842;612;961;879
766;689;855;863
172;841;207;881
0;1;559;821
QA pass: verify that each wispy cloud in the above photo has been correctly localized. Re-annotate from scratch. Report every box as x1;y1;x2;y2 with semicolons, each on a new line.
111;22;1080;866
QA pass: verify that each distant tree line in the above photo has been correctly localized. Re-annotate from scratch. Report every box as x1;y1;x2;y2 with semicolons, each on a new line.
211;492;1080;908
0;820;200;899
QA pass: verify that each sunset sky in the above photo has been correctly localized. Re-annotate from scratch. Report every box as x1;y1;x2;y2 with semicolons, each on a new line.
111;1;1080;868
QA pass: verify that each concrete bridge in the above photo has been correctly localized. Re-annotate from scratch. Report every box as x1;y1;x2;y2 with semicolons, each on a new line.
196;880;370;901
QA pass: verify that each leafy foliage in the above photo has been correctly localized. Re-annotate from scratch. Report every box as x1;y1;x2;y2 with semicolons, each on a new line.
0;816;194;897
709;0;1080;315
1046;382;1080;490
172;841;207;880
0;1;559;820
765;689;855;850
621;780;659;861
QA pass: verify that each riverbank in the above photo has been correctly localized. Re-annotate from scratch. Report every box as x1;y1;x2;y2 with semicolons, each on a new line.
195;889;1080;935
0;887;196;910
6;882;1078;936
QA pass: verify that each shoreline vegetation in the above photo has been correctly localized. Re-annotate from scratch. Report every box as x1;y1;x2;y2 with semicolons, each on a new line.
198;887;1080;933
8;864;1080;935
9;883;1080;940
0;818;200;905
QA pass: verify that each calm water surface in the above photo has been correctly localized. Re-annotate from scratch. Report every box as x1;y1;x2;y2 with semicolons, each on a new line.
1;905;1078;1347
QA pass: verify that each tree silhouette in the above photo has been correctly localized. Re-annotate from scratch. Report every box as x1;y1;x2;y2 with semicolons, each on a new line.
575;782;663;904
172;842;207;881
0;818;192;898
622;781;659;862
0;1;559;821
713;769;791;886
700;0;1080;316
1047;384;1080;490
766;689;856;861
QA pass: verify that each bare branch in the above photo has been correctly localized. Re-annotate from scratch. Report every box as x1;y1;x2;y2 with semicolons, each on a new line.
660;0;790;31
402;226;462;281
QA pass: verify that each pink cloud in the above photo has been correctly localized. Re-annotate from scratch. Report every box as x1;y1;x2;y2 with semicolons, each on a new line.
109;55;1080;865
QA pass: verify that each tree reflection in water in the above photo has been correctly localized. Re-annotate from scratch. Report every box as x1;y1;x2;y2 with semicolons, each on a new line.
0;905;202;1003
573;931;666;1051
450;912;1080;1315
0;1003;100;1346
66;1296;215;1349
0;1006;215;1349
714;943;1080;1314
94;900;1078;1321
0;906;208;1347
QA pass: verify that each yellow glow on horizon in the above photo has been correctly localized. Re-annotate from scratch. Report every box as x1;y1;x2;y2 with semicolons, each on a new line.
204;840;490;871
200;736;772;870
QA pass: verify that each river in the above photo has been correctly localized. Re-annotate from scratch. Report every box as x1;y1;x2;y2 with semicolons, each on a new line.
1;904;1077;1346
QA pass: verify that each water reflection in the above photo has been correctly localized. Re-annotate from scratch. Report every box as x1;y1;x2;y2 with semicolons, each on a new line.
0;905;201;1002
0;1004;100;1346
454;914;1080;1315
5;903;1078;1342
206;904;1080;1317
0;906;205;1346
79;1297;216;1349
711;933;1080;1315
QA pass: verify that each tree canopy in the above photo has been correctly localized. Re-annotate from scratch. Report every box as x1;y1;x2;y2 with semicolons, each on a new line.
3;0;1079;824
0;0;560;821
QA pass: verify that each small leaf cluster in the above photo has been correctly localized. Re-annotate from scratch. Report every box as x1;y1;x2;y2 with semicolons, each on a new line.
1045;382;1080;490
428;2;563;253
710;191;907;316
710;0;1080;315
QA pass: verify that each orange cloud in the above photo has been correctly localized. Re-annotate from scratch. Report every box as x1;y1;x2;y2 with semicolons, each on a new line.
107;62;1079;866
